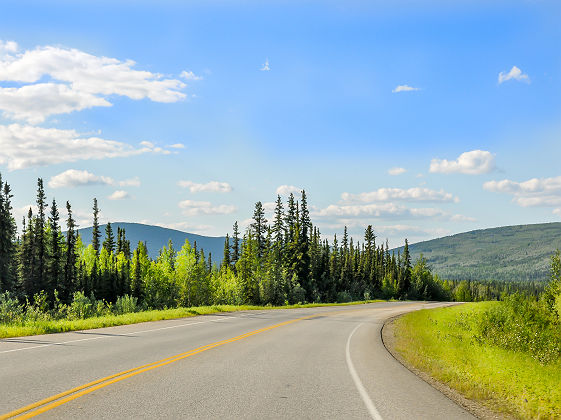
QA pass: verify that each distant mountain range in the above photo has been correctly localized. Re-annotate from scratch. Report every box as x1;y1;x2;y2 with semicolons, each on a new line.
397;222;561;283
76;223;226;261
76;222;561;282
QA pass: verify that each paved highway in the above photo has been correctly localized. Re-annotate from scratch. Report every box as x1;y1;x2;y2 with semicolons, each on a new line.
0;302;474;419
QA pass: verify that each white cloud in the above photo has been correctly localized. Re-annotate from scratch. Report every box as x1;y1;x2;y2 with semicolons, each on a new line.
260;58;270;71
180;70;203;81
388;167;406;176
392;85;420;93
554;209;561;217
168;143;185;149
0;123;168;170
498;66;529;84
178;200;236;216
484;176;561;207
0;83;110;124
0;41;186;123
341;187;457;203
48;169;114;188
276;185;301;195
119;177;141;187
152;221;213;234
108;190;130;200
429;150;495;175
177;180;232;193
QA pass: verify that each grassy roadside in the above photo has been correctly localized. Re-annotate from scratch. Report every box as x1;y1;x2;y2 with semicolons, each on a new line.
392;303;561;419
0;299;384;339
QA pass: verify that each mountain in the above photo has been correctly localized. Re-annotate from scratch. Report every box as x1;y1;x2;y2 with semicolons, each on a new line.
398;222;561;282
76;223;226;261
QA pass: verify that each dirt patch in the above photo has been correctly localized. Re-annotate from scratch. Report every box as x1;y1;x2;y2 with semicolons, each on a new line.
381;315;512;420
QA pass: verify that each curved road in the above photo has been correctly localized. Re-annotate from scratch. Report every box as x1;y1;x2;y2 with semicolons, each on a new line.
0;302;474;419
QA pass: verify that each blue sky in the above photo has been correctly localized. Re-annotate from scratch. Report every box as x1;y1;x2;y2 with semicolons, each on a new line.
0;0;560;247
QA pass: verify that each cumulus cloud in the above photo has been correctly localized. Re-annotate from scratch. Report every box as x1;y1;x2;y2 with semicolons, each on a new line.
48;169;113;188
429;150;495;175
276;185;301;195
0;123;168;170
177;180;232;193
180;71;203;81
178;200;236;216
341;187;457;203
484;176;561;207
498;66;529;84
108;190;130;200
392;85;419;93
0;40;186;123
388;167;406;176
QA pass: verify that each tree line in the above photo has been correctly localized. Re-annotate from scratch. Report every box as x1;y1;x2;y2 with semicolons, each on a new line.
0;173;542;314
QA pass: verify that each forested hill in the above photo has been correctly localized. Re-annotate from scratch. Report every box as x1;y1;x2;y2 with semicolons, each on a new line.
76;223;226;261
400;222;561;282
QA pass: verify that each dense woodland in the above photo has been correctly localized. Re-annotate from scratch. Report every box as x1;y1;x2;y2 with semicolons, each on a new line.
0;174;547;319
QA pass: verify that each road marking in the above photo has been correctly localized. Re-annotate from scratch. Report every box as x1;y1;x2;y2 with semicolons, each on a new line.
346;323;384;420
0;316;235;354
0;314;319;419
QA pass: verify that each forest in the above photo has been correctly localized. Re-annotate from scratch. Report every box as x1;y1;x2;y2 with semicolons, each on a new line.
0;173;545;322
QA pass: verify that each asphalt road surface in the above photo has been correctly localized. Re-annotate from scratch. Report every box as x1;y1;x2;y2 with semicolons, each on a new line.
0;301;474;419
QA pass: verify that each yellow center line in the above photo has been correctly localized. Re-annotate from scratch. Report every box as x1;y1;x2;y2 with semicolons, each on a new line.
1;304;392;419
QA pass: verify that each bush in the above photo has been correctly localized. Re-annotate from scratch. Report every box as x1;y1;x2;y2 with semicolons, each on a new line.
114;295;139;315
68;291;94;320
0;292;24;324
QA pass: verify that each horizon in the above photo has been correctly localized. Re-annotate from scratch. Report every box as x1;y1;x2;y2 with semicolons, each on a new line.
1;1;560;248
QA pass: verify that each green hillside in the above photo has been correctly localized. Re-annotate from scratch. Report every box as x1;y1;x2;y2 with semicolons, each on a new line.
401;223;561;282
76;222;226;261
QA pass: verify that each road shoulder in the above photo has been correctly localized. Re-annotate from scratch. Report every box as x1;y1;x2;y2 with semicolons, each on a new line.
381;314;509;420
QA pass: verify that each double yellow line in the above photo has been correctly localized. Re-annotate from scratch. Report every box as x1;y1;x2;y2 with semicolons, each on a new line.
0;314;315;419
1;305;384;419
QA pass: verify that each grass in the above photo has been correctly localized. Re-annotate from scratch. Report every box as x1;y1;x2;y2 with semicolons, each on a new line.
0;299;384;339
393;303;561;419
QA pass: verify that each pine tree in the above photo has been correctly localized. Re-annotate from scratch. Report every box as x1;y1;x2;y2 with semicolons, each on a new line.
92;198;101;254
34;178;47;294
0;174;17;292
297;190;312;299
103;222;115;253
63;201;77;303
222;234;231;270
231;222;240;267
251;202;268;259
47;198;63;296
272;195;285;247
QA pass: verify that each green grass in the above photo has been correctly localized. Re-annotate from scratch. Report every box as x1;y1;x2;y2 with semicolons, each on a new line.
393;303;561;419
0;300;384;339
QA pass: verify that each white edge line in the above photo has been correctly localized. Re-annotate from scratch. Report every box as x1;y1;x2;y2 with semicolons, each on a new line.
0;316;235;354
346;323;384;420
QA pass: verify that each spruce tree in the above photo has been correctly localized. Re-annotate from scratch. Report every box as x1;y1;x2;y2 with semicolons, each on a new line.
47;198;63;296
222;234;231;270
231;221;240;267
63;201;77;303
251;201;268;259
92;198;101;254
34;178;47;294
0;175;17;292
103;222;115;253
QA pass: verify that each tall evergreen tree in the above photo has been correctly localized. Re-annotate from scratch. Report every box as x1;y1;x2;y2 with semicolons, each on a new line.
272;195;285;247
103;222;115;253
63;201;77;303
92;198;101;254
0;175;17;292
251;202;268;259
222;234;231;270
47;198;63;296
231;221;240;267
34;178;47;294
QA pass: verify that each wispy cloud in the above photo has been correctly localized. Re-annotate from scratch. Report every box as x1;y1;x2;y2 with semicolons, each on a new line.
108;190;130;200
0;40;186;123
430;150;495;175
341;187;458;203
260;58;270;71
392;85;420;93
178;200;236;216
498;66;529;84
484;176;561;207
178;180;232;193
388;167;406;176
180;70;203;81
276;185;301;195
0;124;169;170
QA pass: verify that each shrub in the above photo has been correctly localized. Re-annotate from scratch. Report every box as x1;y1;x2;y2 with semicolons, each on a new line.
0;292;24;324
114;295;139;315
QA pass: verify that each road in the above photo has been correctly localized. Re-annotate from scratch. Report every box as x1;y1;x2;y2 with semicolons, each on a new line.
0;301;474;419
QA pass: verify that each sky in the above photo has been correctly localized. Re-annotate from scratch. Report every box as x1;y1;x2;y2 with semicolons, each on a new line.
0;0;560;248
